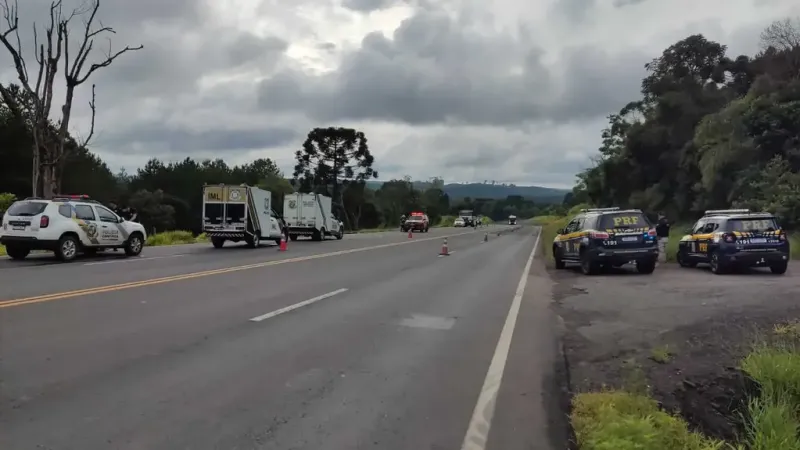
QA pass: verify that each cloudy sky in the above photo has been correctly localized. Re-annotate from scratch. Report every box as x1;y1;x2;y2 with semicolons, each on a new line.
1;0;798;188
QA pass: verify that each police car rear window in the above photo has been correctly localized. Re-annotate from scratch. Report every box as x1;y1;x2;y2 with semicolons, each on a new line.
598;213;649;229
5;201;47;216
727;218;779;232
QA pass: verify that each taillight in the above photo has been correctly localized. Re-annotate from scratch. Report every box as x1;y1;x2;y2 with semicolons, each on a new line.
590;231;609;239
40;215;49;228
647;229;656;237
723;232;735;243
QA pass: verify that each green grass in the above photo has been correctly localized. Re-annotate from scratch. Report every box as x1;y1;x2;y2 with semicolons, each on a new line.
0;244;5;256
532;215;569;261
571;390;731;450
145;230;208;246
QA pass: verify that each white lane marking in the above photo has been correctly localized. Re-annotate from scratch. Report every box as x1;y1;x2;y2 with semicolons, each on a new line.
460;229;541;450
83;254;186;266
249;288;349;322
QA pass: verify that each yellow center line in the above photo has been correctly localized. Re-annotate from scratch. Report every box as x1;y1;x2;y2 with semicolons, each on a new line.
0;230;481;309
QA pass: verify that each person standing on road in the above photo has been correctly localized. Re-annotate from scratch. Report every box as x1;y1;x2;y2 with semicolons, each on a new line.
656;213;670;263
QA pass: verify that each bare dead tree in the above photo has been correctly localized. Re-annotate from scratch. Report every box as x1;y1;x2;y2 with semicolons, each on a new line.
760;17;800;52
0;0;142;198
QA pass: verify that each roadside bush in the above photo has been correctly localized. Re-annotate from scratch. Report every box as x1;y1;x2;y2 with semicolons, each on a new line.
532;215;570;261
0;244;6;256
145;230;205;246
571;390;729;450
437;215;456;227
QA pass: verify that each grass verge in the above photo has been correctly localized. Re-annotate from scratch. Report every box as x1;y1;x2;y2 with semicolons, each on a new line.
145;230;208;246
571;323;800;450
0;244;5;256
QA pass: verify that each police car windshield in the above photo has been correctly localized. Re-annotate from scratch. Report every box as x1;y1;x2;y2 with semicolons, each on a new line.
6;201;47;216
726;217;778;232
598;212;649;229
407;216;423;221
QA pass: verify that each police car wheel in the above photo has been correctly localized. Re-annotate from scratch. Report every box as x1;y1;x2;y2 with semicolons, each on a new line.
336;230;344;240
55;235;79;261
5;245;30;260
770;261;788;275
125;233;144;256
580;254;599;275
677;250;695;268
553;248;566;269
709;252;726;274
636;259;656;274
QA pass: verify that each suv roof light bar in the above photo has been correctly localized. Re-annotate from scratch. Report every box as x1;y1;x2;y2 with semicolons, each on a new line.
703;209;751;216
580;207;621;212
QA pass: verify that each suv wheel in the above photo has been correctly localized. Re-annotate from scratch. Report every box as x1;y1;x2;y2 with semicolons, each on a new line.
125;233;144;256
636;259;656;274
580;252;599;275
553;247;566;269
677;249;696;268
55;235;79;262
770;261;788;275
709;251;727;274
5;245;30;260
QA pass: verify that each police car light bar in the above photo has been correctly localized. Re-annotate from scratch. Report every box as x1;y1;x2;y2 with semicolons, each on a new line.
53;194;91;200
580;207;620;212
411;212;424;215
703;209;750;216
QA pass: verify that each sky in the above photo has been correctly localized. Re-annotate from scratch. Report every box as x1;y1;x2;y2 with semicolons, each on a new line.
1;0;798;189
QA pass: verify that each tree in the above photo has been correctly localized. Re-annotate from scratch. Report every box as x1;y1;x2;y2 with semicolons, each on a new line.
760;17;800;51
292;127;379;227
0;0;142;198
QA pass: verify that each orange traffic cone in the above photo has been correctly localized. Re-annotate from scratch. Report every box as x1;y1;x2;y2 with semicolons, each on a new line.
440;238;449;256
279;235;288;252
408;229;413;239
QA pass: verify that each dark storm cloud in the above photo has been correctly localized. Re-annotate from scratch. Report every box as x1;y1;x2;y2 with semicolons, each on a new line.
102;123;298;154
256;6;645;128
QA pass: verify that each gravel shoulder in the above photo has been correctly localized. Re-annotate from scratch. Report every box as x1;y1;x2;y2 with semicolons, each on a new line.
547;259;800;442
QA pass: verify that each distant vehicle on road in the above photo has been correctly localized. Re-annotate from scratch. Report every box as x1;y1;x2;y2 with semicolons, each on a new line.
402;212;429;232
453;217;465;227
508;215;517;225
0;194;147;261
677;209;789;274
202;184;287;248
459;210;475;227
553;207;658;275
283;193;343;241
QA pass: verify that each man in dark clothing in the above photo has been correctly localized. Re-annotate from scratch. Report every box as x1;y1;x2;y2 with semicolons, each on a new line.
656;213;670;262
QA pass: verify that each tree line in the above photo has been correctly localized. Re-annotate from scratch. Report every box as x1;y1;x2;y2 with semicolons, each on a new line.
566;18;800;228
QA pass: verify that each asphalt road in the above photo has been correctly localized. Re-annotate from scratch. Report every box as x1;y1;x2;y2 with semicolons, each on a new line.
0;224;567;450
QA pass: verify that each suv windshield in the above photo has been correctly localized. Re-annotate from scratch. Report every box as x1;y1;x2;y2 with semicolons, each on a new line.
598;212;650;229
407;216;423;221
6;201;48;217
727;217;779;232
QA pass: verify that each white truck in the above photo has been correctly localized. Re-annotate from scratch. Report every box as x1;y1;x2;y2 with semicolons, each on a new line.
283;193;343;241
202;184;286;248
508;215;517;225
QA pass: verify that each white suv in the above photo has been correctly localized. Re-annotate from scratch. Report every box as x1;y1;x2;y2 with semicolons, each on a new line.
1;195;147;262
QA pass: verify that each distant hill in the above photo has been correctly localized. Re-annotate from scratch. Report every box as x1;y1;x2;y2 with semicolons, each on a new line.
363;181;568;202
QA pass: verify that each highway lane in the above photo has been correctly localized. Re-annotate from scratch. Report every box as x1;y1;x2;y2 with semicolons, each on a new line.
0;225;564;450
0;226;498;301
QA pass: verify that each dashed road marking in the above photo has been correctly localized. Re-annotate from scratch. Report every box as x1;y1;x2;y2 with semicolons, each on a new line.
249;288;349;322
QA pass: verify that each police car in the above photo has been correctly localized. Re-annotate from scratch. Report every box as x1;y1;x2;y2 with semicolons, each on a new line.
0;195;147;262
552;207;659;275
401;212;430;232
676;209;789;274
